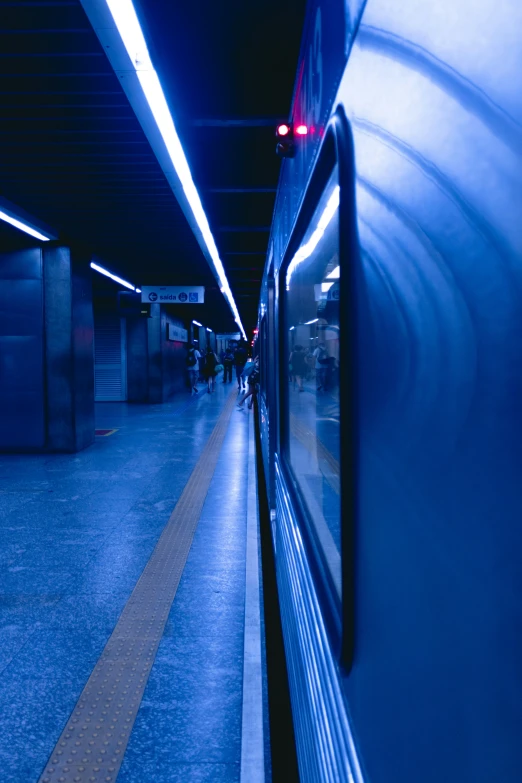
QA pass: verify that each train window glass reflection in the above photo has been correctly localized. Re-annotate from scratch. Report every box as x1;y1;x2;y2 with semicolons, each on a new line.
284;169;341;592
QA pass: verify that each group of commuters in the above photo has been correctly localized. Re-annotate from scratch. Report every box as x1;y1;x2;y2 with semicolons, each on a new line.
185;344;221;394
185;340;255;397
221;342;248;390
289;341;336;392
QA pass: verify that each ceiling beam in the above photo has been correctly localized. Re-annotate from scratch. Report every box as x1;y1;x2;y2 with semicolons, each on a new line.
2;2;77;5
203;187;276;193
0;52;104;58
191;117;281;127
219;226;270;232
0;104;130;108
0;73;115;77
0;30;92;35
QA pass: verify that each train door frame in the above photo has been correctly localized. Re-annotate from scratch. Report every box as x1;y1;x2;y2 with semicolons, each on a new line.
266;268;278;508
276;106;359;669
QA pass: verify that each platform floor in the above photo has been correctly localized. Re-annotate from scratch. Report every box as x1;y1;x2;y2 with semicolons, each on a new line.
0;383;267;783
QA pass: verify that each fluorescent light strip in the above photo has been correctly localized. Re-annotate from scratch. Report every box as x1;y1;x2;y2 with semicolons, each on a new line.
305;318;319;325
105;0;247;341
0;209;52;242
286;186;340;290
206;327;212;332
90;261;136;291
192;320;202;327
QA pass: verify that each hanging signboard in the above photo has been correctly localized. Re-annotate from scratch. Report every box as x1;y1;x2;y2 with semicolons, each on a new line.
216;333;241;340
141;286;204;304
168;323;188;342
314;283;340;302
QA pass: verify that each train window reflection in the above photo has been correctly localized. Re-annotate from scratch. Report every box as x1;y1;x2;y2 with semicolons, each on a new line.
284;169;341;593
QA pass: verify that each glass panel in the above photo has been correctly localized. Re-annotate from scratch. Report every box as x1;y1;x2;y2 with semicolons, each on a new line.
284;168;341;591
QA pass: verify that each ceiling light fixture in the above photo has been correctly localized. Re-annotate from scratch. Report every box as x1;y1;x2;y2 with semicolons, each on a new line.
192;320;202;327
90;261;136;291
326;265;340;279
0;208;52;242
286;186;340;289
99;0;247;341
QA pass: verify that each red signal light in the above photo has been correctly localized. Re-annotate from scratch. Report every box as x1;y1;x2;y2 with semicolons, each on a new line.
295;124;308;135
276;124;290;137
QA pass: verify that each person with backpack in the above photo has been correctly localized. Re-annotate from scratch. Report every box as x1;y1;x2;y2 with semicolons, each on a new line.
223;346;235;383
313;342;329;391
203;347;219;393
234;341;248;391
186;342;201;394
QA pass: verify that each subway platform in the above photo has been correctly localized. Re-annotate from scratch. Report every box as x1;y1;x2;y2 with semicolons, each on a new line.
0;383;267;783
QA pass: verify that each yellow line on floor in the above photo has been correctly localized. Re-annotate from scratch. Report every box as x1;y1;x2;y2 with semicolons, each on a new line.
39;390;238;783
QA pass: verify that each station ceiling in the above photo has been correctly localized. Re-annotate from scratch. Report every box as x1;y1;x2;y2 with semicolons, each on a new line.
0;0;306;334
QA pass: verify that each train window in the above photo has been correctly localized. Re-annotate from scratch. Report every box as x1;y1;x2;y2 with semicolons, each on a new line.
283;167;341;587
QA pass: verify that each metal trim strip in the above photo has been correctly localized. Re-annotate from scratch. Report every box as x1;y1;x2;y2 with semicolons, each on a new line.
274;455;364;783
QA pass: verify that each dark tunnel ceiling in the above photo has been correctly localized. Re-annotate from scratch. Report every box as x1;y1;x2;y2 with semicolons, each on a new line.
0;0;306;333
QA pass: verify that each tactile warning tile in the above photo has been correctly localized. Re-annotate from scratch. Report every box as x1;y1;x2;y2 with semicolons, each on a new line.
38;391;238;783
290;412;340;495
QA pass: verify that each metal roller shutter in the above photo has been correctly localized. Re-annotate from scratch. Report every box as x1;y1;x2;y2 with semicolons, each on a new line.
94;315;127;401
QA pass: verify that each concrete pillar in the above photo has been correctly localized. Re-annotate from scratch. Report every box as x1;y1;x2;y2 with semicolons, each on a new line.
0;245;94;452
146;305;190;402
127;317;148;402
147;303;162;403
43;245;94;451
0;248;46;449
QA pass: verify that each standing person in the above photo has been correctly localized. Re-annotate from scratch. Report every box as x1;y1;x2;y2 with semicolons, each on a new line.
313;341;329;391
237;356;260;410
234;341;248;391
289;345;306;391
203;347;218;393
186;342;201;394
223;345;234;383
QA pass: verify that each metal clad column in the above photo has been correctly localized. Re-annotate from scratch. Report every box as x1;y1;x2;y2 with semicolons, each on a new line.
0;248;45;448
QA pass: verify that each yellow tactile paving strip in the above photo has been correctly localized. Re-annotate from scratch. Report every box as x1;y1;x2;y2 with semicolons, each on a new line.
290;413;340;495
38;390;238;783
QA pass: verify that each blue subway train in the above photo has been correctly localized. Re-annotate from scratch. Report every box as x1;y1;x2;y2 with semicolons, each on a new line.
255;0;522;781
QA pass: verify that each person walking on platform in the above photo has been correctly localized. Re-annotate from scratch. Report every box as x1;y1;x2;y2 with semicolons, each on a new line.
203;347;219;393
289;344;306;391
223;346;234;383
234;341;248;391
313;341;329;391
237;356;260;410
186;342;201;394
